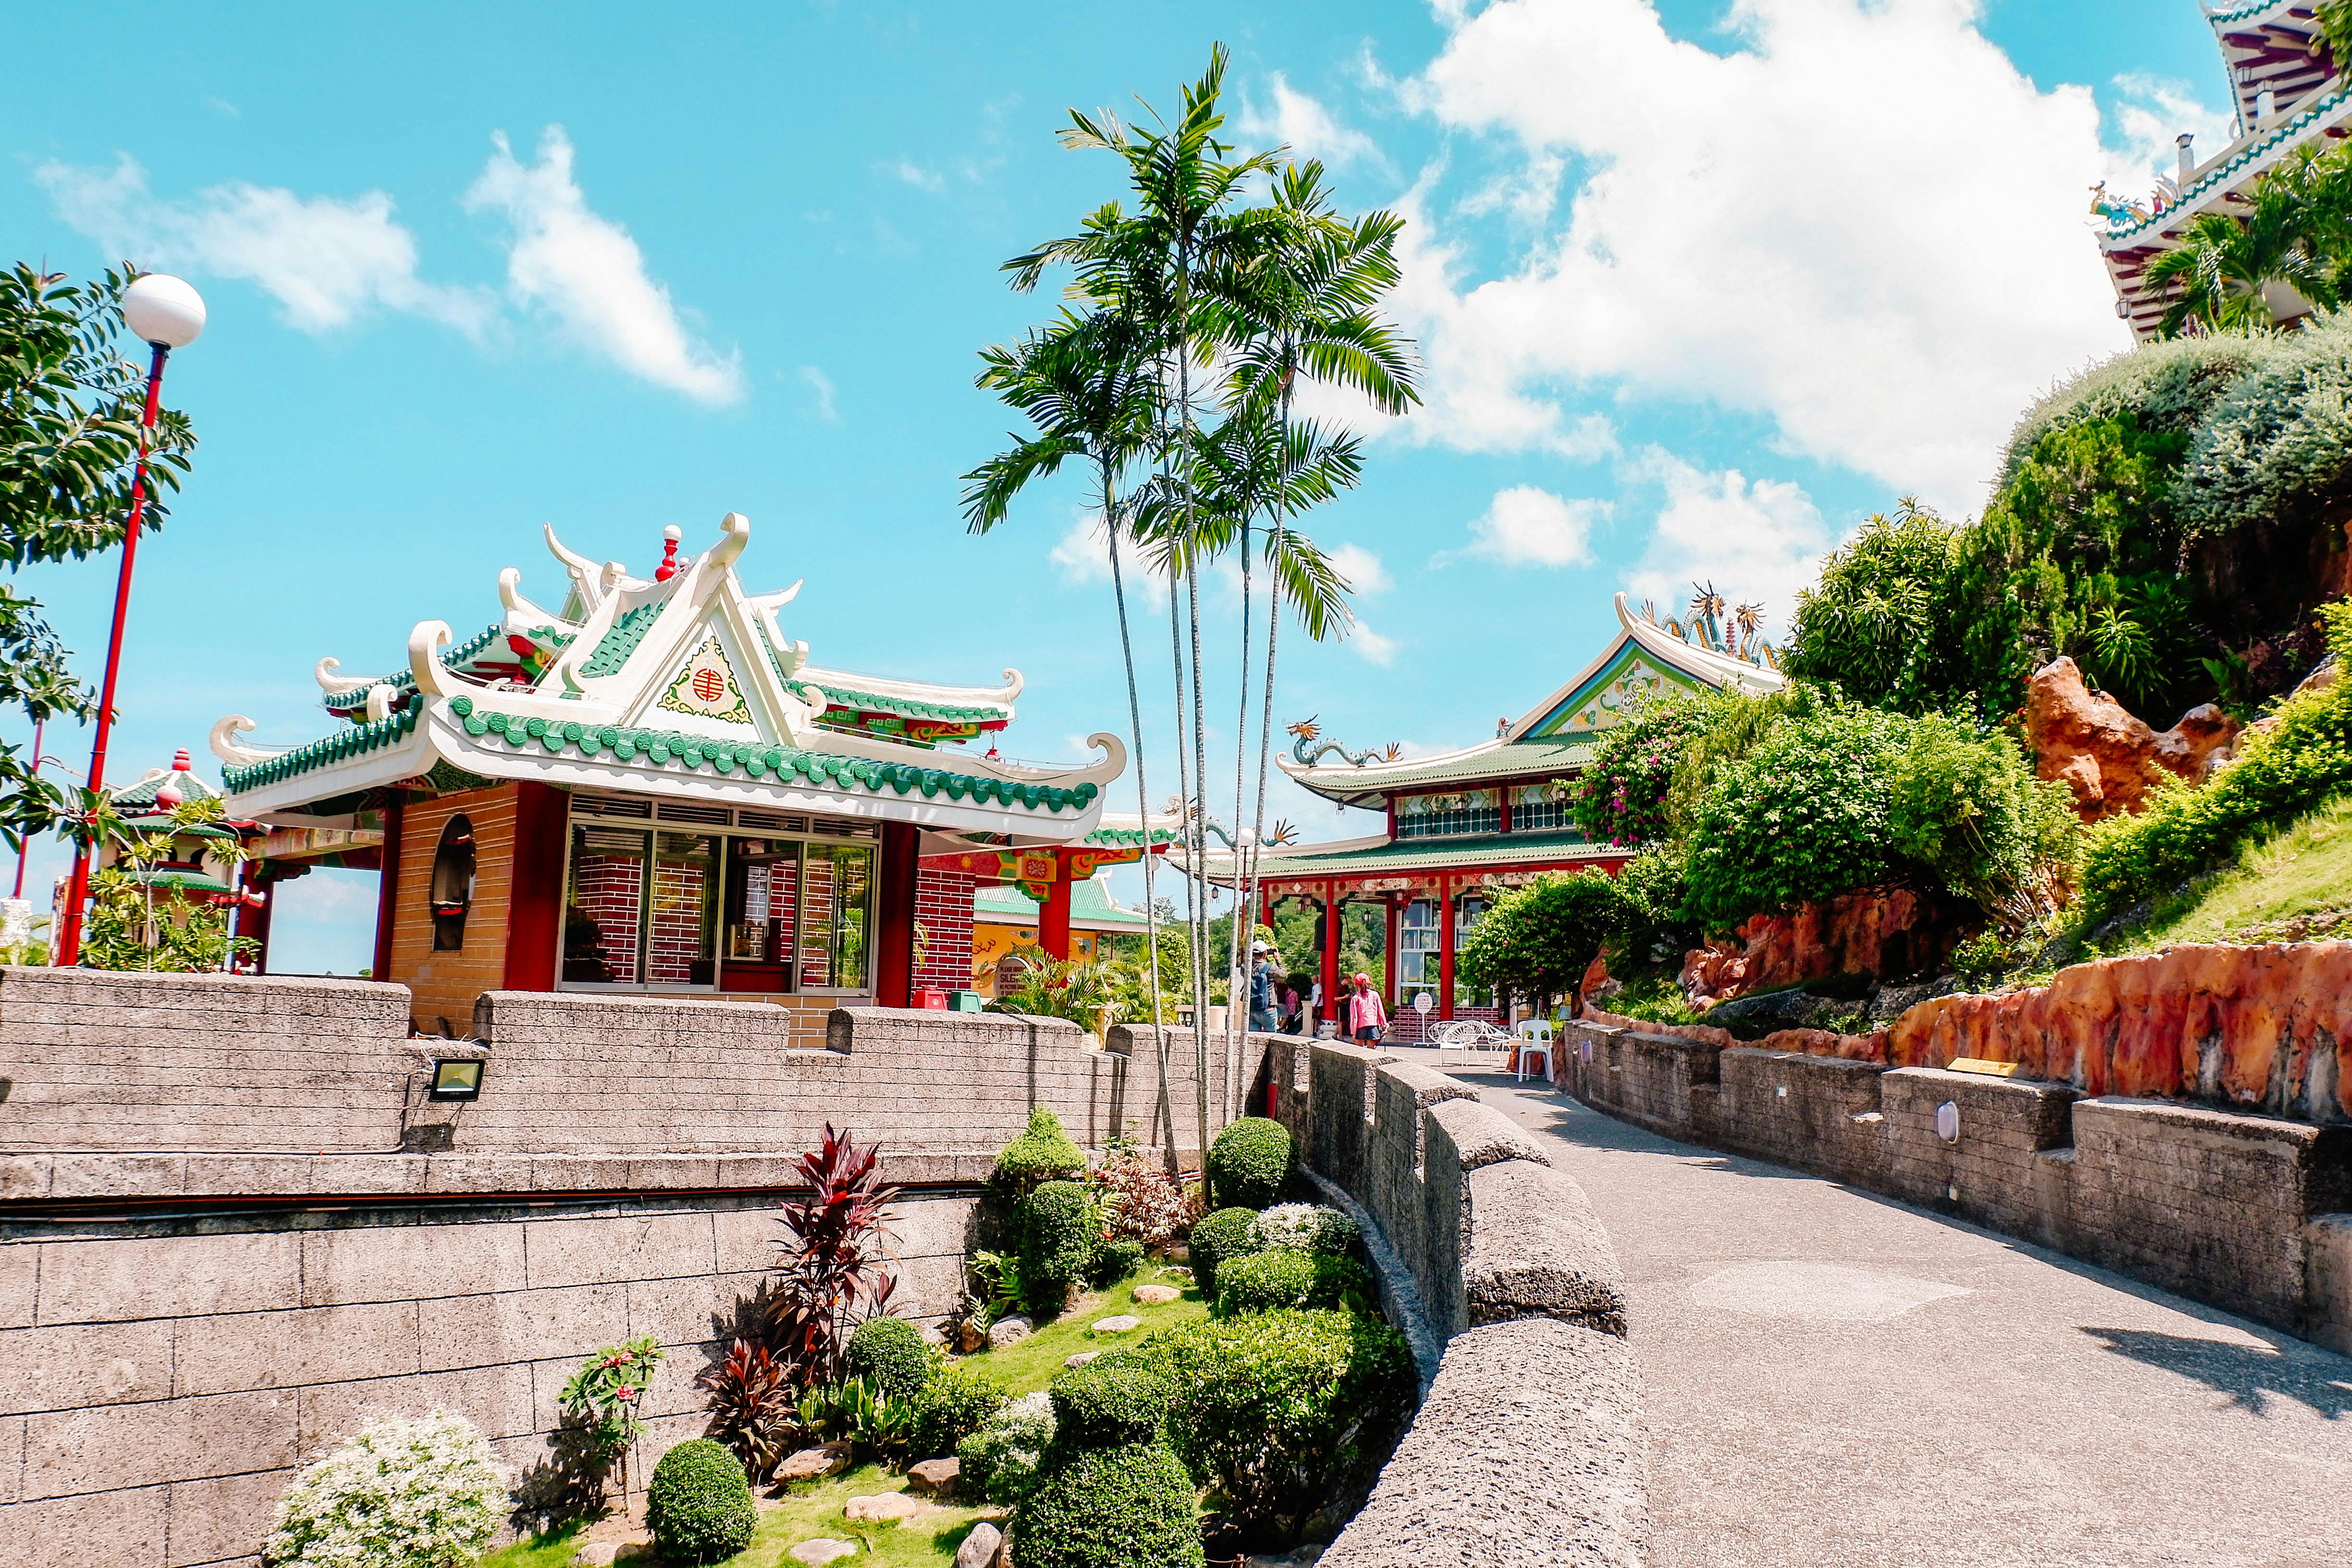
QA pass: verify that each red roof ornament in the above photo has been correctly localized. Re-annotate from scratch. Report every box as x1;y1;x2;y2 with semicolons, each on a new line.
653;525;682;583
155;748;194;809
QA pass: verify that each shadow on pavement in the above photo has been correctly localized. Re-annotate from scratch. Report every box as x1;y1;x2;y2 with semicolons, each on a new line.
2079;1326;2352;1419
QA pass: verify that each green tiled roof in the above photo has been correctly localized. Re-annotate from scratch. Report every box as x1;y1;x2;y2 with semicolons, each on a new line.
223;707;423;794
1081;823;1183;849
321;623;503;715
1236;828;1614;879
122;867;234;895
1292;739;1594;804
442;698;1097;811
974;875;1151;929
111;771;225;808
580;601;663;678
798;681;1011;724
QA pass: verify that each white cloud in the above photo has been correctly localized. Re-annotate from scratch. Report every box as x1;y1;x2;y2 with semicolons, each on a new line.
34;154;492;334
1049;515;1113;586
1622;451;1833;633
2104;72;2235;194
1329;542;1392;596
466;128;745;405
1462;484;1605;568
1351;621;1400;666
800;365;838;421
1399;0;2129;512
889;158;946;192
1242;75;1390;173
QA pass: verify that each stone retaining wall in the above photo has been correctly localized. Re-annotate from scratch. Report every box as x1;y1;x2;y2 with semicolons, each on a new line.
1560;1020;2352;1352
1269;1039;1645;1568
0;970;1268;1568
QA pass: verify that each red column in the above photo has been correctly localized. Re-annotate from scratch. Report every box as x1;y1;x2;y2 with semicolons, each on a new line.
371;795;405;983
874;821;920;1005
1437;875;1456;1022
1319;877;1340;1030
1038;868;1073;960
1383;894;1398;1010
503;781;570;992
239;864;276;976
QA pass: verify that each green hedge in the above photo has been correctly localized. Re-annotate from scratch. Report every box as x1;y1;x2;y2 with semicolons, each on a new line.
1212;1248;1372;1317
906;1362;1006;1462
644;1438;756;1566
844;1315;934;1401
1023;1181;1101;1312
1187;1207;1261;1299
1088;1234;1146;1286
1206;1117;1291;1210
1048;1360;1169;1448
1010;1443;1206;1568
993;1105;1086;1195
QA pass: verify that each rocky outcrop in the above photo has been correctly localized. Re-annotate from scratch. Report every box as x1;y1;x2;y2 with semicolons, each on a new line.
2023;656;2241;821
1890;940;2352;1118
1678;886;1960;1005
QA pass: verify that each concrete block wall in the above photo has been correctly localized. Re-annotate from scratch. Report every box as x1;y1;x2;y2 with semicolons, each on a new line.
1269;1038;1646;1567
1561;1019;2352;1349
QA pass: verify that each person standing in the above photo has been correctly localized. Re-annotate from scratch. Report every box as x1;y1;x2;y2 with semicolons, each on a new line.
1281;975;1304;1034
1248;940;1281;1033
1308;973;1325;1032
1347;971;1386;1044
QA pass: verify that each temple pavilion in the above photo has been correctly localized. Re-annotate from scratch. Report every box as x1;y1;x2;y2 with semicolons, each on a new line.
1216;592;1781;1035
2098;4;2352;338
212;514;1151;1039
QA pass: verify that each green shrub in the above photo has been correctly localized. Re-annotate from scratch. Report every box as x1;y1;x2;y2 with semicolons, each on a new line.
1188;1207;1262;1298
843;1315;934;1401
1126;1308;1414;1539
644;1438;756;1566
1023;1180;1101;1311
1010;1442;1206;1568
958;1390;1055;1504
2081;601;2352;920
993;1105;1086;1196
906;1362;1007;1462
1089;1234;1146;1286
262;1410;507;1568
1251;1202;1359;1256
1684;704;1911;924
1887;713;2078;922
1455;869;1629;1007
1213;1248;1372;1317
1049;1360;1169;1448
1207;1117;1291;1209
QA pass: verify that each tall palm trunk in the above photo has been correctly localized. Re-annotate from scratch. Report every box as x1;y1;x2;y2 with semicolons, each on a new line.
1243;364;1294;1054
1224;514;1252;1124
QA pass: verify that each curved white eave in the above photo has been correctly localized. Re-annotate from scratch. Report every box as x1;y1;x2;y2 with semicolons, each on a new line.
1617;608;1783;694
1275;735;1508;787
217;728;438;819
797;662;1024;711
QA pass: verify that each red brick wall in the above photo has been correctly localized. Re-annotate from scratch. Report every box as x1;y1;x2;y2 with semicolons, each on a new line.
915;864;977;993
646;856;711;986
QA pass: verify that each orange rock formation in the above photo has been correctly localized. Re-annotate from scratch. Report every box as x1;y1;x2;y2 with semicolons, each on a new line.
2023;656;2241;821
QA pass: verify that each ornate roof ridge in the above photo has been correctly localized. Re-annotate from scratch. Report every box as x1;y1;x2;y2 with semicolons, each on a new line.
2100;81;2352;245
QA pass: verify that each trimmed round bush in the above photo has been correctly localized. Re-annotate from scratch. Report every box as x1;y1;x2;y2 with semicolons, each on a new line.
1213;1248;1372;1317
645;1438;756;1566
1188;1207;1262;1299
1088;1234;1146;1286
263;1409;507;1568
1251;1202;1359;1257
1023;1179;1101;1310
907;1362;1007;1461
1049;1360;1169;1448
1011;1443;1207;1568
1125;1308;1414;1536
958;1390;1055;1504
1207;1116;1291;1209
993;1105;1086;1195
844;1314;934;1400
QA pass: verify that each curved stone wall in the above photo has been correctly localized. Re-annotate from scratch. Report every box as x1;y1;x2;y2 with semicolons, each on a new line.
1266;1039;1647;1568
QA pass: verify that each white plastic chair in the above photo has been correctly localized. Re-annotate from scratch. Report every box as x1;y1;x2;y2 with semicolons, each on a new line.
1515;1036;1553;1082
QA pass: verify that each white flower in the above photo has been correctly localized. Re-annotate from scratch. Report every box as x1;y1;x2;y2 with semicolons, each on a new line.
264;1409;508;1568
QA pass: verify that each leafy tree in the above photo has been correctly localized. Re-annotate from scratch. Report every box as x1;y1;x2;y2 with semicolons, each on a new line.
1570;694;1710;846
0;264;196;850
1454;870;1629;1011
1783;500;1971;713
1886;714;2078;928
2143;177;2337;339
1683;704;1912;925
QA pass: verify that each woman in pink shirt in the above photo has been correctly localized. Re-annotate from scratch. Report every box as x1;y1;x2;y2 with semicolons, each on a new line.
1346;972;1386;1044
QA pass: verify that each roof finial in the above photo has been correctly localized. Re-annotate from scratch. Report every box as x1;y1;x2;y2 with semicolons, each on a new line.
654;525;682;583
155;748;193;809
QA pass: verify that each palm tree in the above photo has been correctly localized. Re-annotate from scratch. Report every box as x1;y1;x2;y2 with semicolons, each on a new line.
2144;166;2339;337
963;308;1185;1163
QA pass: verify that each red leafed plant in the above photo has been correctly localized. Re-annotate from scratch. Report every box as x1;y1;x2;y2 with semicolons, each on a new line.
767;1123;902;1388
699;1338;794;1482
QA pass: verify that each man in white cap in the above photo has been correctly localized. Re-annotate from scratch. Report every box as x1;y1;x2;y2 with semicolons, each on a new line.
1248;939;1281;1033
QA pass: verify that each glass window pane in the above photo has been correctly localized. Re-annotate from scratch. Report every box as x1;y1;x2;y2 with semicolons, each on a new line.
1399;897;1439;987
800;842;873;991
724;838;799;970
564;826;649;984
649;833;720;987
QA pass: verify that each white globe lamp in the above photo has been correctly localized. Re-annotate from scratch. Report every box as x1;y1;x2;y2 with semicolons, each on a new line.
121;273;206;350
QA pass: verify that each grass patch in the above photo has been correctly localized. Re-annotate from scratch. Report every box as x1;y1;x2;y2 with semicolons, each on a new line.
2084;791;2352;957
479;1266;1206;1568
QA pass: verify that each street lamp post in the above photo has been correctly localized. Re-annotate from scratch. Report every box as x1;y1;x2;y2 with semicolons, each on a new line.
53;274;205;968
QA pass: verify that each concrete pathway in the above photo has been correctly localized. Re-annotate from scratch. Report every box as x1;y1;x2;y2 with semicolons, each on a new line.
1434;1060;2352;1568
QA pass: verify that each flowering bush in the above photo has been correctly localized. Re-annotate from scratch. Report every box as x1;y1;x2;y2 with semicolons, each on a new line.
559;1335;664;1497
1088;1151;1193;1250
1250;1203;1357;1257
958;1389;1057;1504
262;1410;507;1568
1571;697;1710;846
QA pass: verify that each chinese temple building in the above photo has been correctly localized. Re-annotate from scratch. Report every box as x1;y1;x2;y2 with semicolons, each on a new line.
968;873;1153;996
211;514;1136;1039
91;749;257;903
1221;592;1782;1035
2098;4;2351;338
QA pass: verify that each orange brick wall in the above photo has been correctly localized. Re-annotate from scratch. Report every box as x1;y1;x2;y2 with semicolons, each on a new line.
390;785;522;1036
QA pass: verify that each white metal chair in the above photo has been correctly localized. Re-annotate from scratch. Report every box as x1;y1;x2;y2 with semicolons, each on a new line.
1428;1018;1515;1072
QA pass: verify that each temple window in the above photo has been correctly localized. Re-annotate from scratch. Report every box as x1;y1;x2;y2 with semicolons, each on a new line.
1399;897;1440;992
1510;782;1583;836
1395;788;1500;839
561;802;874;993
429;816;476;951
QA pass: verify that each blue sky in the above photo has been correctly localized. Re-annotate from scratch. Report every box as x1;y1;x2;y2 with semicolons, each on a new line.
1;0;2237;968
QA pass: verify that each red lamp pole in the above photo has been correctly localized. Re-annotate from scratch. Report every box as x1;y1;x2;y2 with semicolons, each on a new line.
54;343;171;967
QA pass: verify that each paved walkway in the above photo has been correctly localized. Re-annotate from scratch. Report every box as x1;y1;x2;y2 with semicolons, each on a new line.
1435;1061;2352;1568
